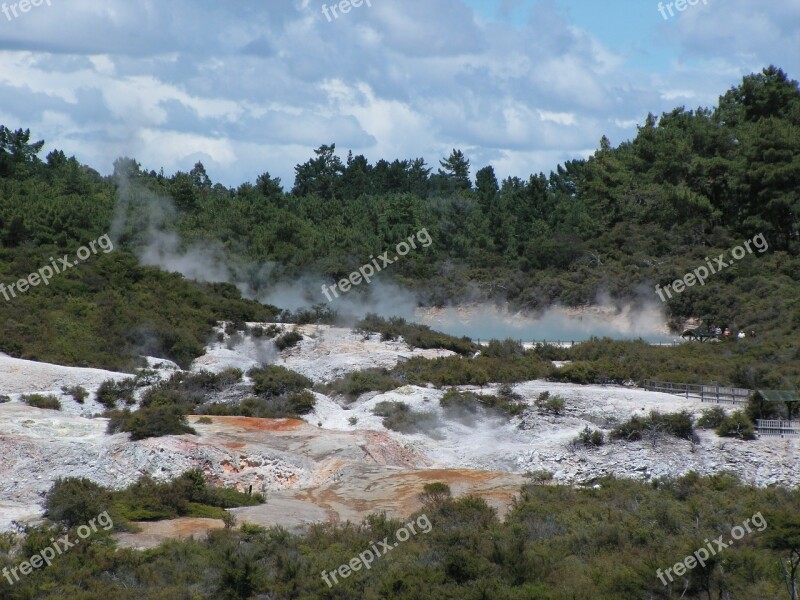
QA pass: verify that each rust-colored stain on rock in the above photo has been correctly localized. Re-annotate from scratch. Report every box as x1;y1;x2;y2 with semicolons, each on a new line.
192;416;305;432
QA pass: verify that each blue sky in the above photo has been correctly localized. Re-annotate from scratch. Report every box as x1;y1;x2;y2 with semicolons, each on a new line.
0;0;797;188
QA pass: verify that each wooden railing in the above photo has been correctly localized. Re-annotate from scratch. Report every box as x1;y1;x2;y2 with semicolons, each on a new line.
755;420;800;437
642;380;751;406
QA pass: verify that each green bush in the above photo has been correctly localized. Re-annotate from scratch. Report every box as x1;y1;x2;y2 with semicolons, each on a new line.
573;425;605;448
355;314;476;355
79;470;266;524
697;406;727;429
286;390;316;415
0;394;9;403
248;365;312;397
372;400;437;434
481;339;526;358
418;482;452;506
534;391;565;415
198;392;316;419
440;387;525;418
107;405;196;440
140;369;243;410
22;393;61;410
96;378;136;409
275;330;303;351
45;477;111;528
716;411;757;440
61;385;88;404
610;410;696;442
319;368;400;400
527;469;554;483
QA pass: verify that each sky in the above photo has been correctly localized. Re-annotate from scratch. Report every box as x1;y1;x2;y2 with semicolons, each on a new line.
0;0;797;189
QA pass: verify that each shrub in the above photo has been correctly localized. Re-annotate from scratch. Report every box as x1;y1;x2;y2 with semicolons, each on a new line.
61;385;89;404
275;330;303;351
697;406;727;429
319;368;399;401
45;477;111;528
22;393;61;410
534;391;565;416
286;390;316;415
96;378;136;409
355;314;476;355
141;369;243;410
527;469;554;483
418;482;452;506
548;361;598;385
394;354;544;387
0;395;9;403
716;411;756;440
573;425;605;448
109;470;264;523
197;416;213;424
440;389;483;414
107;405;197;440
248;365;312;397
440;388;525;418
610;410;696;442
482;339;526;358
372;401;437;434
198;392;315;419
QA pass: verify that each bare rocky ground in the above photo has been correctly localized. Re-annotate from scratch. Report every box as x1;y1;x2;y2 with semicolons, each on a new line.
1;324;796;549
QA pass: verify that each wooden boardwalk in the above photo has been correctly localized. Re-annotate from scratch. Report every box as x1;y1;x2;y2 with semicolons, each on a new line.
642;380;751;406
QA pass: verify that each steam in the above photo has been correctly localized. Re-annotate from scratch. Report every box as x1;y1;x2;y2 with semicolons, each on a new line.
419;301;672;343
112;174;671;342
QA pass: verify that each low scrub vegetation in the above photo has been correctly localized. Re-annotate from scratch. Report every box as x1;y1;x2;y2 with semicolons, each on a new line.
96;378;136;409
716;410;757;440
440;385;525;419
572;425;605;448
610;410;697;443
61;385;88;404
8;473;800;598
200;391;316;419
534;391;565;415
106;405;197;440
696;406;728;429
372;400;438;434
140;368;243;411
274;330;303;351
44;470;264;530
21;393;61;410
318;367;399;401
248;365;310;397
355;314;476;355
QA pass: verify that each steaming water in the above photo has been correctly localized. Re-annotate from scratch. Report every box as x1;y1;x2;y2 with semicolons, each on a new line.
415;304;676;344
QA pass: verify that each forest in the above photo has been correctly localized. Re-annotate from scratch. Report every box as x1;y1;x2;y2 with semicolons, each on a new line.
1;66;798;387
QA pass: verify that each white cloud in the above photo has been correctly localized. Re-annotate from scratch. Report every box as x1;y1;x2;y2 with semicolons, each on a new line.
0;0;792;187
